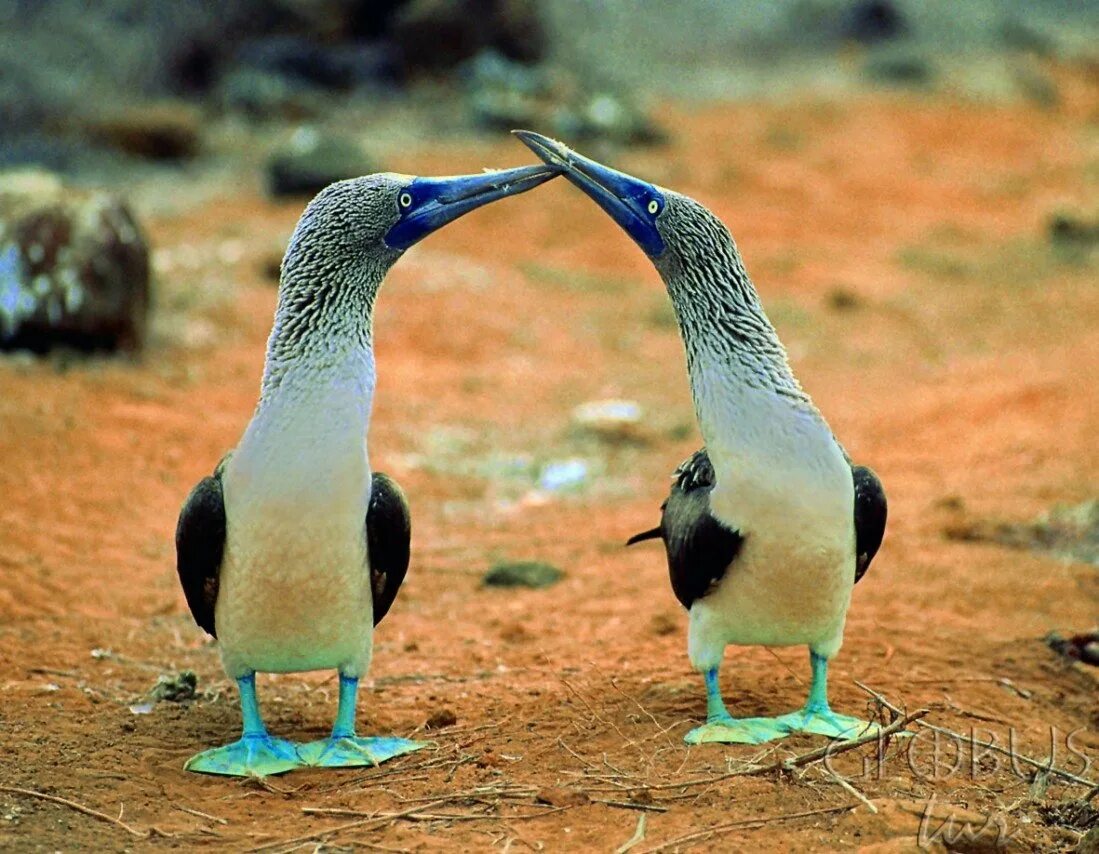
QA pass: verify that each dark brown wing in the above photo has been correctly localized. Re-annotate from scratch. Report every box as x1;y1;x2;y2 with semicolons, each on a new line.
175;472;225;637
366;471;411;626
627;448;743;610
852;464;887;583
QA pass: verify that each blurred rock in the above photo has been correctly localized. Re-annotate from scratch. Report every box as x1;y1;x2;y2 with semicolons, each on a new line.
555;91;668;146
1049;212;1099;248
80;101;203;160
148;670;199;702
842;1;906;44
1046;630;1099;667
392;0;545;74
217;69;323;121
483;560;563;589
234;36;401;91
942;498;1099;567
0;170;151;353
266;128;377;198
425;707;458;729
1000;18;1057;57
465;50;666;146
826;287;862;311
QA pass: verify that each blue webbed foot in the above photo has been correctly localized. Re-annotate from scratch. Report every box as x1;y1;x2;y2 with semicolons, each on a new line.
184;674;304;777
298;735;425;768
185;734;303;777
685;714;791;745
300;674;426;769
773;707;882;740
771;651;898;741
686;668;793;745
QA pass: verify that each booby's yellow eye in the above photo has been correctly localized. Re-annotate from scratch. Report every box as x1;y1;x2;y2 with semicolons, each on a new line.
647;200;660;215
399;192;413;208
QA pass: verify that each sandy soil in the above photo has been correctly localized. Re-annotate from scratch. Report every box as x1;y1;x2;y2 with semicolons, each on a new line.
1;80;1098;851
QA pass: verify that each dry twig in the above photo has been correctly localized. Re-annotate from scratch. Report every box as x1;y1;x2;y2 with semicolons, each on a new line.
643;804;855;852
175;804;229;825
592;798;669;813
855;681;1098;790
616;814;648;853
818;766;878;814
0;785;147;838
250;798;451;852
635;707;926;793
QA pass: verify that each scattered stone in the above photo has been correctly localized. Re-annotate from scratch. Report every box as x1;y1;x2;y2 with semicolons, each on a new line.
425;708;458;729
535;787;590;808
553;91;668;147
842;1;906;44
464;51;666;146
80;101;202;160
572;398;645;443
651;613;678;637
266;128;376;198
483;561;564;589
941;498;1099;566
1049;212;1099;248
499;622;531;643
0;170;151;353
538;458;590;492
1046;631;1099;667
1039;798;1099;833
392;0;545;74
149;670;199;703
827;287;862;312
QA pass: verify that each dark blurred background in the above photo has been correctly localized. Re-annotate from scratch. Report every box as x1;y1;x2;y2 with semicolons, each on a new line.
0;0;1096;353
3;0;1097;174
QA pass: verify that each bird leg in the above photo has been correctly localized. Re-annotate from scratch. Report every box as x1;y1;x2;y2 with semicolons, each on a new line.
772;651;884;739
184;673;303;777
297;674;425;768
684;667;792;745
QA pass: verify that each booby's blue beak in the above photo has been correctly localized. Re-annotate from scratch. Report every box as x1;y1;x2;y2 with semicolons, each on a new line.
513;130;666;258
384;163;560;250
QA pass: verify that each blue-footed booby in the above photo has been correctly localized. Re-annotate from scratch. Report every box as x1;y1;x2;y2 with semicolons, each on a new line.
515;130;887;746
175;161;560;776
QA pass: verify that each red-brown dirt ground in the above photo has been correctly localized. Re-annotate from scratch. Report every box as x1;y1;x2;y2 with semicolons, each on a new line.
1;80;1098;851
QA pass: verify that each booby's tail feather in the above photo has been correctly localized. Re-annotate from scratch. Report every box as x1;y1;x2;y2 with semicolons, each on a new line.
626;526;663;546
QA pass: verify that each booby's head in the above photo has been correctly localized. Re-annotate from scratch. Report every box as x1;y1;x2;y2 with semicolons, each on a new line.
512;130;734;285
281;163;561;283
514;130;811;406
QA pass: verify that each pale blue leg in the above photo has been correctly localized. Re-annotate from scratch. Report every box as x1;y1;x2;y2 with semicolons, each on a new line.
297;674;426;768
684;667;792;745
772;651;883;739
185;674;303;777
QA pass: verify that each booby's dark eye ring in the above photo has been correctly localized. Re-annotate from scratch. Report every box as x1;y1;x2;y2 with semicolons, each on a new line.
647;199;660;215
399;192;413;208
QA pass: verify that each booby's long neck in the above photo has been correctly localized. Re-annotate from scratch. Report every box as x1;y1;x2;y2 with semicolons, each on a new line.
659;228;833;472
237;256;390;480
